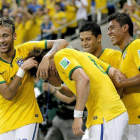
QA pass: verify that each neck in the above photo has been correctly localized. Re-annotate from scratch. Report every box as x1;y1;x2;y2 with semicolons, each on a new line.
119;35;134;51
93;45;103;58
0;48;15;63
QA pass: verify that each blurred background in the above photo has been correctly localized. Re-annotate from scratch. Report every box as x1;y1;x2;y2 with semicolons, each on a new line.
1;0;140;139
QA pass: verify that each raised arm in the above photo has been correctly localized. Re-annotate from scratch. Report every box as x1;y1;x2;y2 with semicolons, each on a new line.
36;39;68;79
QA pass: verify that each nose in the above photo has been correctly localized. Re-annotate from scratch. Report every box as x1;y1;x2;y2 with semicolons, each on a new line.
0;37;5;43
83;40;88;46
107;29;111;36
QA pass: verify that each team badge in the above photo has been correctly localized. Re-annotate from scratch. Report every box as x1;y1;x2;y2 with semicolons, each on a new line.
123;51;127;60
138;50;140;59
15;57;24;67
60;57;71;69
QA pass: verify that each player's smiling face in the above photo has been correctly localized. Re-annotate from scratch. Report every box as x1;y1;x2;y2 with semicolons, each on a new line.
0;26;16;53
107;19;124;46
80;31;99;54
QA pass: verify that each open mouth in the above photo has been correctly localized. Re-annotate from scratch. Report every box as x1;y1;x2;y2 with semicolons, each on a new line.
110;36;115;41
0;44;7;49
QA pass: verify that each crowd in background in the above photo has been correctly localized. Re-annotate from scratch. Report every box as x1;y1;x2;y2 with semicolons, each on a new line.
0;0;140;140
0;0;139;46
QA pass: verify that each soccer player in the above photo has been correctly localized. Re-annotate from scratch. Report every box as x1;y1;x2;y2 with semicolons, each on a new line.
0;17;68;140
79;21;123;139
25;48;128;140
79;21;121;69
107;12;140;140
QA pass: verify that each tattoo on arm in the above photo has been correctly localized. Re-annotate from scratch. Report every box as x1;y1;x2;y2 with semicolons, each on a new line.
47;41;61;59
8;86;13;93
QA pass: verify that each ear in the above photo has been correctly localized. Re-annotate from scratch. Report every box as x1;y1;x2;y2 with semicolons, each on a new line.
13;32;17;40
97;34;102;43
123;24;129;33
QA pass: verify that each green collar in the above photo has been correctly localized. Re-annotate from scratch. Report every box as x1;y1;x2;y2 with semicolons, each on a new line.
0;49;16;67
122;40;135;54
97;48;105;58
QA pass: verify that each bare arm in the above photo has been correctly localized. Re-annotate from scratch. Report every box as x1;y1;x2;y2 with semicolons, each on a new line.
114;73;140;88
55;18;67;25
0;57;38;101
48;67;74;97
36;39;68;79
72;68;90;137
43;82;76;103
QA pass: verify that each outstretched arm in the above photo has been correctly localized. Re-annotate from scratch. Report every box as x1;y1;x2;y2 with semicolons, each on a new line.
43;82;76;104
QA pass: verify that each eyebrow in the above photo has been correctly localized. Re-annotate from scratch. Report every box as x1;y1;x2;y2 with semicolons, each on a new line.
108;25;115;30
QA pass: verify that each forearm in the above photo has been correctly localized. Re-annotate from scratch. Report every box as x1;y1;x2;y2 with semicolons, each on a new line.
56;19;66;25
131;14;140;22
119;74;140;88
75;79;90;111
59;85;74;97
53;90;76;104
44;39;68;59
1;76;23;100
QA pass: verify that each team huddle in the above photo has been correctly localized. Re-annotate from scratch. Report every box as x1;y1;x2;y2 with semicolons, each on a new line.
0;12;140;140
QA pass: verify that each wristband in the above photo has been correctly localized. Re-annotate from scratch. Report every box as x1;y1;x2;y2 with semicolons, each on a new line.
74;110;83;118
16;68;25;78
53;84;63;90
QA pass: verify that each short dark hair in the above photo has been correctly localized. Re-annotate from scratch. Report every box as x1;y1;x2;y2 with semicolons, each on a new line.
24;48;49;77
0;17;15;34
79;21;102;38
108;12;133;37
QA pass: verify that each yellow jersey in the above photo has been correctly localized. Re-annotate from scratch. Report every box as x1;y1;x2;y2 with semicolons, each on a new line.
52;11;67;34
65;5;78;28
119;39;140;124
0;40;47;134
54;48;126;128
98;48;121;69
95;0;108;14
15;22;26;46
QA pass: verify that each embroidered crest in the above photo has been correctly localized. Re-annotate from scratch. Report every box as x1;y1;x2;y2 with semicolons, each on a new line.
15;57;24;67
60;57;71;69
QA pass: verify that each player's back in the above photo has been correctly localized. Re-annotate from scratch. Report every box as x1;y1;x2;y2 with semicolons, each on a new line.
54;48;126;128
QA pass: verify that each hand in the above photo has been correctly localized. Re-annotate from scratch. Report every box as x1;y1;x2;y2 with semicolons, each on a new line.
21;57;38;71
36;56;49;80
42;82;55;93
72;118;85;137
112;70;127;88
48;67;62;87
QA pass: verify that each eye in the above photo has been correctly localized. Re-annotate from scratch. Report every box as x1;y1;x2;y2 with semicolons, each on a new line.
3;34;8;37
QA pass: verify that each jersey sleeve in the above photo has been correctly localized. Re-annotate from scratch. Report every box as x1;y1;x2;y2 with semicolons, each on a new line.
0;75;6;84
87;53;111;74
17;40;47;52
54;52;82;80
16;40;47;57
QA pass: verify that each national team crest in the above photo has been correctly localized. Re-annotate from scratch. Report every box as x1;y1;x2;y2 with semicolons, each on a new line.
60;57;71;69
15;57;24;67
123;51;127;60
